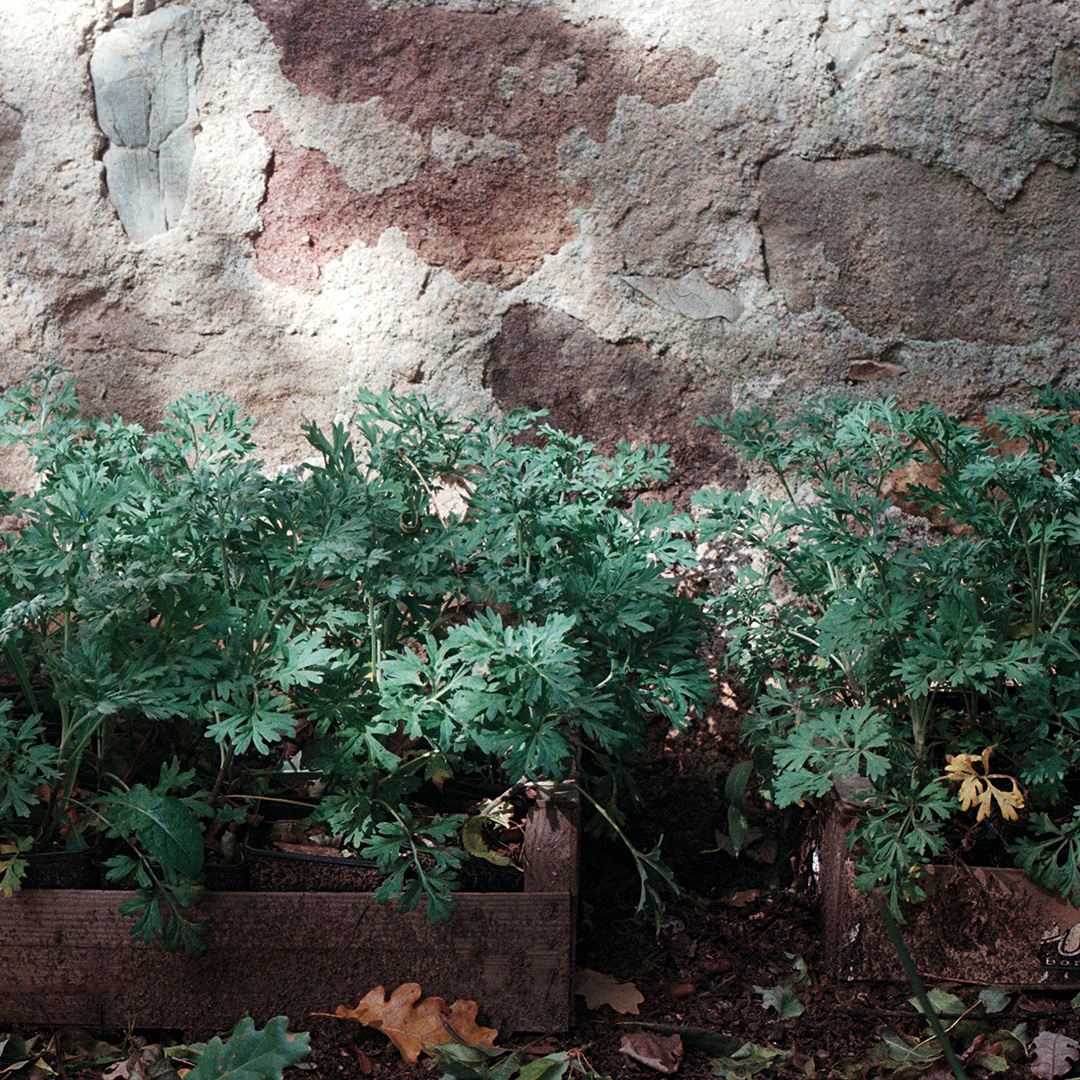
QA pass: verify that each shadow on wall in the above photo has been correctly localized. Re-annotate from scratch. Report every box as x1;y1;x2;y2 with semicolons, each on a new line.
484;304;744;503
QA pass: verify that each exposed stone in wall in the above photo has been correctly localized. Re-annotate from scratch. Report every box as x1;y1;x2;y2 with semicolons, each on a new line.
817;0;1078;207
758;153;1080;346
248;0;716;288
1038;47;1080;133
818;0;960;86
621;271;741;322
0;103;23;198
485;303;743;498
91;5;202;242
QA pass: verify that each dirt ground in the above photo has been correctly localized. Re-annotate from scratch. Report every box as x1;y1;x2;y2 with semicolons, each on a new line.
286;701;1080;1080
24;691;1080;1080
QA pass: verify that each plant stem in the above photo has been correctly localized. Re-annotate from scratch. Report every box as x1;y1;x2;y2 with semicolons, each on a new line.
872;891;968;1080
208;742;236;804
2;638;38;714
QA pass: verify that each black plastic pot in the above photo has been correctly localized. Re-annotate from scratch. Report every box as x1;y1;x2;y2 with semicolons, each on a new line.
248;794;321;823
20;844;98;889
244;830;381;892
202;859;250;891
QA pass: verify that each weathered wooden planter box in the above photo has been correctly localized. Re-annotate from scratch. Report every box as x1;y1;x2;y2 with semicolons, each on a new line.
0;790;578;1032
818;804;1080;986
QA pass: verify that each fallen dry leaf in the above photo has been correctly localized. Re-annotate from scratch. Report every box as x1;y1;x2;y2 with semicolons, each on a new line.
721;890;759;908
1031;1031;1080;1080
618;1032;683;1074
573;969;644;1014
326;984;498;1064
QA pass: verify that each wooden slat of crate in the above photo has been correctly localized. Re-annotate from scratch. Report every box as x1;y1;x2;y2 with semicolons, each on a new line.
0;889;572;1031
818;805;1080;986
0;788;578;1031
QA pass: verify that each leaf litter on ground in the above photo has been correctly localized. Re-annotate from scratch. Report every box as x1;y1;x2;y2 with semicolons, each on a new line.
871;987;1026;1079
752;954;807;1021
617;1032;682;1074
1031;1031;1080;1080
429;1041;607;1080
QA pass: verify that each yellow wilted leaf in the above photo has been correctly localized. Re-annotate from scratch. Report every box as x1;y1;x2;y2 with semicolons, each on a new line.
944;746;1025;822
462;816;515;867
325;984;498;1063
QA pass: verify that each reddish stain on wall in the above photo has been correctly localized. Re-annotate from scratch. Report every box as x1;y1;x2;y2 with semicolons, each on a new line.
249;0;715;288
246;112;371;291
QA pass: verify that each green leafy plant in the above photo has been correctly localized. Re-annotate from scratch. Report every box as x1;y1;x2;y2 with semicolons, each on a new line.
695;391;1080;915
0;369;710;946
0;369;327;951
305;392;710;924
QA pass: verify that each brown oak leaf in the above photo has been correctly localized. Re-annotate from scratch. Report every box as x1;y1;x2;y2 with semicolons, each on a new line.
573;969;644;1014
328;984;498;1063
618;1032;683;1074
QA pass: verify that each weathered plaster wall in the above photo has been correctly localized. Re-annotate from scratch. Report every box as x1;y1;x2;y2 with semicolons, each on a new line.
0;0;1077;491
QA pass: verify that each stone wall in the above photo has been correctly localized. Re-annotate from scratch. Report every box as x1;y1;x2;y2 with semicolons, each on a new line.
0;0;1077;491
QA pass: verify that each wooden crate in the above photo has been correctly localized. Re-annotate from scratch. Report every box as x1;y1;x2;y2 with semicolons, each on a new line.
0;789;578;1032
817;804;1080;986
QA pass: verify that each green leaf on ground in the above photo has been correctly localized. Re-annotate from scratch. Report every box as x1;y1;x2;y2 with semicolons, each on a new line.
978;987;1011;1015
752;984;804;1019
908;988;967;1017
710;1044;791;1079
516;1054;571;1080
185;1018;310;1080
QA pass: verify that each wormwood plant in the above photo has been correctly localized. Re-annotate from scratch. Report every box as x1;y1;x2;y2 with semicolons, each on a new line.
0;369;709;948
695;390;1080;915
308;391;710;923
